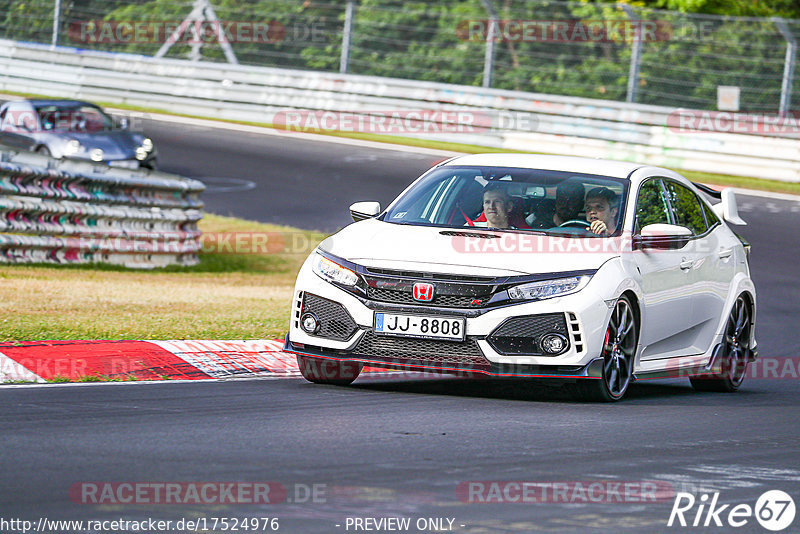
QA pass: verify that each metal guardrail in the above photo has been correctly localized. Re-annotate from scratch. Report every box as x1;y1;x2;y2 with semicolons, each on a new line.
0;39;798;182
0;147;204;268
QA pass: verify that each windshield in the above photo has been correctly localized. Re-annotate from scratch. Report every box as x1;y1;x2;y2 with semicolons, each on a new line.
382;166;629;237
35;104;114;133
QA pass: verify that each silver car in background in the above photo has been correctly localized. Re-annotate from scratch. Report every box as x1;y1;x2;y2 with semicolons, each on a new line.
0;99;157;169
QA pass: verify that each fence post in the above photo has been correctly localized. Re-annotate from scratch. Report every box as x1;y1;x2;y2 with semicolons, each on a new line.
340;0;355;74
51;0;61;48
480;0;498;88
622;5;642;104
155;0;238;64
774;18;797;118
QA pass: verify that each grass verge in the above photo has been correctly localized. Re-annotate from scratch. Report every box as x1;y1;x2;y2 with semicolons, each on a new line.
3;90;799;196
0;214;325;341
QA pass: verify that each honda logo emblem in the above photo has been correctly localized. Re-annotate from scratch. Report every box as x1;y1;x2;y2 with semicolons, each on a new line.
413;282;435;302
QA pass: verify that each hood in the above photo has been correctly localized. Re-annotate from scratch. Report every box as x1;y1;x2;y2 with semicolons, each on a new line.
319;218;622;277
43;130;141;159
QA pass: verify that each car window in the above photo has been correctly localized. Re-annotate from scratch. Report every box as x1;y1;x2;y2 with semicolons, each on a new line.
700;198;720;227
382;166;628;237
665;181;708;235
635;179;671;233
35;104;113;133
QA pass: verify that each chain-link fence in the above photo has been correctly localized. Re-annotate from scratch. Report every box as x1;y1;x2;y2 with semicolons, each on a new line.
1;0;798;114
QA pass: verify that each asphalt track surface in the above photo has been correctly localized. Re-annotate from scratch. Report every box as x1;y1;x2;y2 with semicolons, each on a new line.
2;119;800;533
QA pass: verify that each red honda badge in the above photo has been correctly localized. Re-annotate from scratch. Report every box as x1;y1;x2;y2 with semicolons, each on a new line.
412;282;435;302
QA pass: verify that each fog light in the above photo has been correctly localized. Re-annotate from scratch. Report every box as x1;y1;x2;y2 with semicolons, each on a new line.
540;333;567;354
301;313;320;334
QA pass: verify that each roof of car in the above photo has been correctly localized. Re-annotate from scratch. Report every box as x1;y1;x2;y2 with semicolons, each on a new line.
25;99;97;108
442;153;646;179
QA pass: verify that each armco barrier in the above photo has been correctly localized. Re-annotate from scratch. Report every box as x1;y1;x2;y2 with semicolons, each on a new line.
0;147;204;268
1;39;799;182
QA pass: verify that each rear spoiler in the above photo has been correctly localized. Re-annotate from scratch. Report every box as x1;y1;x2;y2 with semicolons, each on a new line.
693;182;746;226
692;182;722;199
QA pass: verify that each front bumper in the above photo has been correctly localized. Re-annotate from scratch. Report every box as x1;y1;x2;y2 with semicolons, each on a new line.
285;334;605;378
287;256;616;377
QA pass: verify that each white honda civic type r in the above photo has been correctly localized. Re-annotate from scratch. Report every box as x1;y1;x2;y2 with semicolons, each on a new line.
284;154;757;401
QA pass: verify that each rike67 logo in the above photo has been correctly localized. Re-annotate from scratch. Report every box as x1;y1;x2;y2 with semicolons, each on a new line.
668;490;796;531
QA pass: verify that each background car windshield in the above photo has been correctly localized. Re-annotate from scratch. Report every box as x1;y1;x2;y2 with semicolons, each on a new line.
382;166;628;237
35;105;113;133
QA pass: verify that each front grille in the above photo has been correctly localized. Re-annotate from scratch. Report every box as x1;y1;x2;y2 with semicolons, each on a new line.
302;293;358;341
438;231;499;239
354;330;489;367
366;287;490;308
488;313;569;356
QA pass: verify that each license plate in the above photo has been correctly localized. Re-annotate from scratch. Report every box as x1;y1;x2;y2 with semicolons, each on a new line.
374;313;465;341
108;160;139;169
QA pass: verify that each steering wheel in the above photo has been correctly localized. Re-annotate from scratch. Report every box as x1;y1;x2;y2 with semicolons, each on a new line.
558;219;591;228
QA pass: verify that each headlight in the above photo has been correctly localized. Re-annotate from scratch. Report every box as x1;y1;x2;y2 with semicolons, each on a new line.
141;138;154;151
135;146;149;160
507;276;590;301
312;253;358;286
89;148;104;162
63;140;81;156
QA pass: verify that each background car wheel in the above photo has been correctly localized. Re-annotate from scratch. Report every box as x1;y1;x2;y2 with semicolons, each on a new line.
576;295;638;402
296;355;363;386
690;296;751;393
35;146;52;157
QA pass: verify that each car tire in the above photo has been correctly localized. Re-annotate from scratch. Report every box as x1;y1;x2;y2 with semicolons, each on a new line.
576;295;638;402
296;355;363;386
35;146;52;157
690;296;751;393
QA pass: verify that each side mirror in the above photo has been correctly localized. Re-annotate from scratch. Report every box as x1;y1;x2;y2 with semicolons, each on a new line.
712;188;746;226
349;201;381;222
634;223;692;250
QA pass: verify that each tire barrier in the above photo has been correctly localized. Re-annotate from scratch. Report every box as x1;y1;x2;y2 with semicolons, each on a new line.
0;147;204;268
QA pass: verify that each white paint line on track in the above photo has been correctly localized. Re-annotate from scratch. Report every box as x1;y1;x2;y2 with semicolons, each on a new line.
725;187;800;203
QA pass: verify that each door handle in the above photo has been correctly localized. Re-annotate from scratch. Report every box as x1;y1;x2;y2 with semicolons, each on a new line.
718;248;733;259
680;258;694;270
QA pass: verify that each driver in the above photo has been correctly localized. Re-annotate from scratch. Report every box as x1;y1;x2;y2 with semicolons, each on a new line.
585;187;619;236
